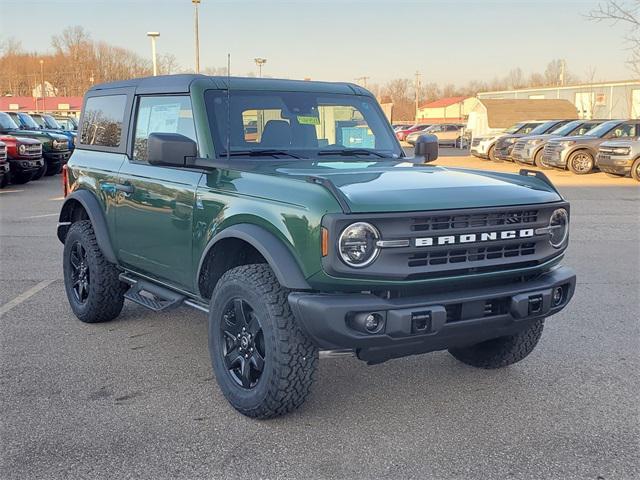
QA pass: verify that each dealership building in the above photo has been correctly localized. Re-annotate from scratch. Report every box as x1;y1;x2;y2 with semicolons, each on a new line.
477;80;640;120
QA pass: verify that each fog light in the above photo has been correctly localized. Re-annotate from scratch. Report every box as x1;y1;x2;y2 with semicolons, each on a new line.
552;287;564;306
349;312;385;334
364;314;381;333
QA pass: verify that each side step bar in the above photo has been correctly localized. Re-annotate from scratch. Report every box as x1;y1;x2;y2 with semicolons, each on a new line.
120;273;186;312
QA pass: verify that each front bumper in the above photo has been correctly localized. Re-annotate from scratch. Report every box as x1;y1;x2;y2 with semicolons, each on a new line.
8;157;44;173
44;150;71;165
289;266;575;363
494;144;514;161
542;146;569;168
596;153;633;175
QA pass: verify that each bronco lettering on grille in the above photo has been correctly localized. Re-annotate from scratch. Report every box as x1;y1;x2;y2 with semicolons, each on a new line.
415;228;536;247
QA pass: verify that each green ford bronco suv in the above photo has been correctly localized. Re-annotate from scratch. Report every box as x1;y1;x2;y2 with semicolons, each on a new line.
58;75;576;418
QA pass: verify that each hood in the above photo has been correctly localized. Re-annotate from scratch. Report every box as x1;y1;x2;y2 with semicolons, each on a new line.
520;133;556;142
549;134;596;144
261;161;561;213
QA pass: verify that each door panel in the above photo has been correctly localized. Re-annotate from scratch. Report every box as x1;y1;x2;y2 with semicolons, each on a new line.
115;164;202;289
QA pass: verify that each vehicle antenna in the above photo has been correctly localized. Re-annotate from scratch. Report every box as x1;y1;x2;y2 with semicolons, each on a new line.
226;53;231;164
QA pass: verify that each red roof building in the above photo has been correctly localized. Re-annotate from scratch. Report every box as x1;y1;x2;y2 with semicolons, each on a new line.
416;96;479;124
0;96;83;116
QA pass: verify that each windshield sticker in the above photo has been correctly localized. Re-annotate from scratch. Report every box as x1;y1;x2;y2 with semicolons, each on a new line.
297;115;320;125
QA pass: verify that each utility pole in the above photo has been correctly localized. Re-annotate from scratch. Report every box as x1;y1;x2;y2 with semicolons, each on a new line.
414;71;422;121
355;76;370;88
40;60;45;113
254;58;267;78
559;59;566;86
147;32;160;76
193;0;201;73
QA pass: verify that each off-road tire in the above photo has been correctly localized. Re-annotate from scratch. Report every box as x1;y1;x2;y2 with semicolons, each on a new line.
448;319;544;369
11;171;33;184
631;157;640;182
567;150;594;175
487;144;496;161
32;163;47;181
0;173;9;188
208;264;318;419
63;220;127;323
45;163;62;176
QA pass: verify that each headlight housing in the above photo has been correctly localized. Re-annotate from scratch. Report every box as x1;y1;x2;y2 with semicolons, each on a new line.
528;138;544;145
610;146;631;155
548;208;569;248
559;140;576;147
18;144;26;154
338;222;380;267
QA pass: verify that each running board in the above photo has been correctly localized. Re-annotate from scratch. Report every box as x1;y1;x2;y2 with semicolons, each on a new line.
120;273;185;312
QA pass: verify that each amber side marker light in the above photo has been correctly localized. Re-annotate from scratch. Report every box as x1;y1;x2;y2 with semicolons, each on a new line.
321;227;329;257
62;164;69;197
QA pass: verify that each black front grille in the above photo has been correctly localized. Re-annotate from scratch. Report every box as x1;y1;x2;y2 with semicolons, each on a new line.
408;242;536;267
412;209;538;232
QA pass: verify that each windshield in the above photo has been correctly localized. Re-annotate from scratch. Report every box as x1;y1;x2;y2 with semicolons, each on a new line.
504;123;524;134
18;113;41;129
205;90;402;159
528;121;557;135
44;115;62;129
583;121;619;137
549;120;581;136
0;112;19;129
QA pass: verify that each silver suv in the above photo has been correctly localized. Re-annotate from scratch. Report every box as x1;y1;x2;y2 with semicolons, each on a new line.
512;120;604;167
542;120;640;174
597;138;640;181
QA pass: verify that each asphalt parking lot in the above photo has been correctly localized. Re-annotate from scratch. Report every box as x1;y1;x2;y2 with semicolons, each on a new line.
1;153;638;480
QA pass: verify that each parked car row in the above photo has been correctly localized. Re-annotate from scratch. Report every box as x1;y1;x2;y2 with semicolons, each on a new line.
0;111;76;187
471;118;640;181
395;123;465;147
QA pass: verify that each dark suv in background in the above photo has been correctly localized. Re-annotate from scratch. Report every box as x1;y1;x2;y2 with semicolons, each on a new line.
494;120;573;162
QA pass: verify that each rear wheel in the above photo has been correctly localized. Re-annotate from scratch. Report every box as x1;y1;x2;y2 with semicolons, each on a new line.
448;320;544;369
208;264;318;419
568;150;594;174
631;157;640;182
63;220;127;323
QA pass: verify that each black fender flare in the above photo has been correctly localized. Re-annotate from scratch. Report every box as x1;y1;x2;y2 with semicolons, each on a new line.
197;224;311;291
57;190;117;264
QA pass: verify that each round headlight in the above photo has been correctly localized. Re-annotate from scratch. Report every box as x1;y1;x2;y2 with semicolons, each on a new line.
18;144;26;154
548;208;569;248
338;222;380;267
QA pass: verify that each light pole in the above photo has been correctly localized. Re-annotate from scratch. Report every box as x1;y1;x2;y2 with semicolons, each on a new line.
147;32;160;76
40;60;45;113
254;58;267;78
193;0;201;73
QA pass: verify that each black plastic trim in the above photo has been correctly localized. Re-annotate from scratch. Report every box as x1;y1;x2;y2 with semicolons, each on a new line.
306;175;351;213
57;190;117;264
197;223;311;291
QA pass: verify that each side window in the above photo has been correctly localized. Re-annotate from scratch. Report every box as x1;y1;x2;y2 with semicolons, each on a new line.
133;96;196;162
80;95;127;147
609;123;636;138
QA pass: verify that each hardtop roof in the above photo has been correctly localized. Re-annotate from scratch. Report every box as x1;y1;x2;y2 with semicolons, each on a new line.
87;74;372;96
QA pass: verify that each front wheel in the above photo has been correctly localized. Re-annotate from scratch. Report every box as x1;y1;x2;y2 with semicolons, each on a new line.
32;163;47;181
568;150;594;174
208;264;318;419
487;145;496;161
11;171;33;184
631;157;640;182
448;319;544;369
533;149;548;168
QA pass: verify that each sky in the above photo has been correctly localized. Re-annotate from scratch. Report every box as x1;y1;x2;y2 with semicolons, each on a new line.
0;0;630;86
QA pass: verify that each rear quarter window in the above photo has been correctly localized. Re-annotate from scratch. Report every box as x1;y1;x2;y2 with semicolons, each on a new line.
79;95;127;148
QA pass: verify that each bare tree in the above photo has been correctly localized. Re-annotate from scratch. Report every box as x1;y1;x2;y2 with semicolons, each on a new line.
589;1;640;76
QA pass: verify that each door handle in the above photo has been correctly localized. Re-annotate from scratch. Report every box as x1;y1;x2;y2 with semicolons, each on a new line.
115;183;134;194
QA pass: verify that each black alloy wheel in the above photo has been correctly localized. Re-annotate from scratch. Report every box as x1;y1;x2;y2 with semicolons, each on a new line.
69;241;90;304
219;297;266;389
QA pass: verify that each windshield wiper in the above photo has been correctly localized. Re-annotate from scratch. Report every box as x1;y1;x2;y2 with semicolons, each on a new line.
221;149;303;159
317;148;389;158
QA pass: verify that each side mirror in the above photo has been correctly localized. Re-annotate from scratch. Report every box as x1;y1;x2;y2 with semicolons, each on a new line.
414;134;439;163
147;132;198;167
